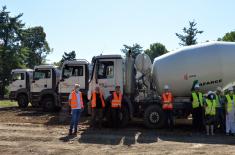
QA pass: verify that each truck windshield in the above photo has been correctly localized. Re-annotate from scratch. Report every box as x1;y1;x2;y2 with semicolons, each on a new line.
98;61;114;79
34;70;51;80
12;73;24;81
62;66;83;79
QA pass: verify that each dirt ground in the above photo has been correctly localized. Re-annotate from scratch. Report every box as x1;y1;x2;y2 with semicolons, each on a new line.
0;106;234;155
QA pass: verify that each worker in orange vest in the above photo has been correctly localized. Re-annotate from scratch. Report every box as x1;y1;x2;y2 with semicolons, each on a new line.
162;85;174;130
110;85;123;128
68;84;84;135
90;86;105;129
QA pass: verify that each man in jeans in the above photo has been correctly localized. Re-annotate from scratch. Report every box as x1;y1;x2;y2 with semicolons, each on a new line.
68;84;84;136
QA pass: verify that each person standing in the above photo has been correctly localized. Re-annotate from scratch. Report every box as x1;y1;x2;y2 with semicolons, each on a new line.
215;87;225;133
162;85;174;130
204;91;216;136
225;87;235;136
91;86;105;129
68;84;84;136
191;84;204;131
110;85;123;128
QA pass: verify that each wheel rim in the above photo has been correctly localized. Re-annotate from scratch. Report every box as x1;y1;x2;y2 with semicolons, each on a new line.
149;111;160;124
19;97;26;106
45;100;54;110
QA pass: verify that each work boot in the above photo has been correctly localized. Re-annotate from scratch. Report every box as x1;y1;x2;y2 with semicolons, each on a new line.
68;129;73;136
73;129;77;136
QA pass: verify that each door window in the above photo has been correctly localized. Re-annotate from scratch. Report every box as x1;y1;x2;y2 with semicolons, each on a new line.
34;70;51;80
12;73;24;81
62;66;83;78
98;61;114;79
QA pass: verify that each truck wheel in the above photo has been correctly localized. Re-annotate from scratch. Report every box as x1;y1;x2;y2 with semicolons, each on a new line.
17;94;29;108
42;97;55;112
144;105;165;129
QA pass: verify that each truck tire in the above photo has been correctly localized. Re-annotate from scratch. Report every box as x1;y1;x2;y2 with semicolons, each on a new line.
42;97;55;112
17;94;29;108
144;104;165;129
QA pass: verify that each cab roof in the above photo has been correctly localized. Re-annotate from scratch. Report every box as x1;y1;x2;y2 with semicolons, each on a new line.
34;65;58;69
94;55;122;59
63;59;89;65
11;69;33;73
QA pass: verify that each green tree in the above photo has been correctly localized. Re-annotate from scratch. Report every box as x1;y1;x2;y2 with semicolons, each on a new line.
21;26;51;68
0;6;26;95
144;43;168;62
121;43;143;58
61;51;76;63
218;31;235;42
176;20;203;46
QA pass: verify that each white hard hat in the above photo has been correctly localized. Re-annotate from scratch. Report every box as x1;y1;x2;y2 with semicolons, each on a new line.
194;84;200;89
228;86;233;91
164;85;169;90
207;91;214;95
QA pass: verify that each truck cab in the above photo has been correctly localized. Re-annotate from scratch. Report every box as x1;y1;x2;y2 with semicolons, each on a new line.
9;69;33;108
89;55;133;126
59;60;89;107
89;55;124;99
30;65;61;111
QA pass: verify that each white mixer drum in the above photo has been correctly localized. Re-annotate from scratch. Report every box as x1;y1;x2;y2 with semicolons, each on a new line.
135;53;152;74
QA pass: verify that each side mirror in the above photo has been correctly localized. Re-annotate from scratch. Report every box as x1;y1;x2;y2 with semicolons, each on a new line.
60;79;64;82
32;80;35;83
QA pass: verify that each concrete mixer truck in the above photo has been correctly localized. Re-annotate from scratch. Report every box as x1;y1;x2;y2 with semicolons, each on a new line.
88;41;235;128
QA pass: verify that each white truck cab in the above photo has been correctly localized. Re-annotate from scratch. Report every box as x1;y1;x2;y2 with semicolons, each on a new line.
30;65;61;111
9;69;33;108
59;60;89;112
88;55;124;99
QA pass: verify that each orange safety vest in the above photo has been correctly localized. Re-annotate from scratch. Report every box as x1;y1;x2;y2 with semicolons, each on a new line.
70;90;84;109
162;92;173;110
91;91;105;108
111;92;122;108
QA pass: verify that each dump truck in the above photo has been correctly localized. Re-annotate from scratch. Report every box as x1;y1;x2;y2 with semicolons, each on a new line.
88;41;235;128
30;65;61;111
59;60;89;113
9;69;33;108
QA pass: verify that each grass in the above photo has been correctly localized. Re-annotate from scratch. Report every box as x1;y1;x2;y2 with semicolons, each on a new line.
0;100;18;107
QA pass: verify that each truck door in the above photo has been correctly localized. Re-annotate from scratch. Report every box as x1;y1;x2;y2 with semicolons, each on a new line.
10;72;26;92
96;59;123;99
32;69;52;92
60;65;85;93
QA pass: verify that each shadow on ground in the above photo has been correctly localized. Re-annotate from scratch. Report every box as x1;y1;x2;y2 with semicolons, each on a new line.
1;106;234;146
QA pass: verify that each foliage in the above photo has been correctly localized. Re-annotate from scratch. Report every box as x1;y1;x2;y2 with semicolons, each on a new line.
0;6;50;95
218;31;235;42
21;26;51;68
144;43;168;62
121;43;143;58
175;20;203;46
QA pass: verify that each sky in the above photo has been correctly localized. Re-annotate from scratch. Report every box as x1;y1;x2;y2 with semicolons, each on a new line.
1;0;235;63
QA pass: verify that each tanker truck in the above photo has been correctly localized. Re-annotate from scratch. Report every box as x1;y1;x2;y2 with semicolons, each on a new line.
88;41;235;128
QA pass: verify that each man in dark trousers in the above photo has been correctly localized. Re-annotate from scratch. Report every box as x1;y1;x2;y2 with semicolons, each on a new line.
191;84;205;132
90;86;105;129
110;85;123;128
162;85;174;130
